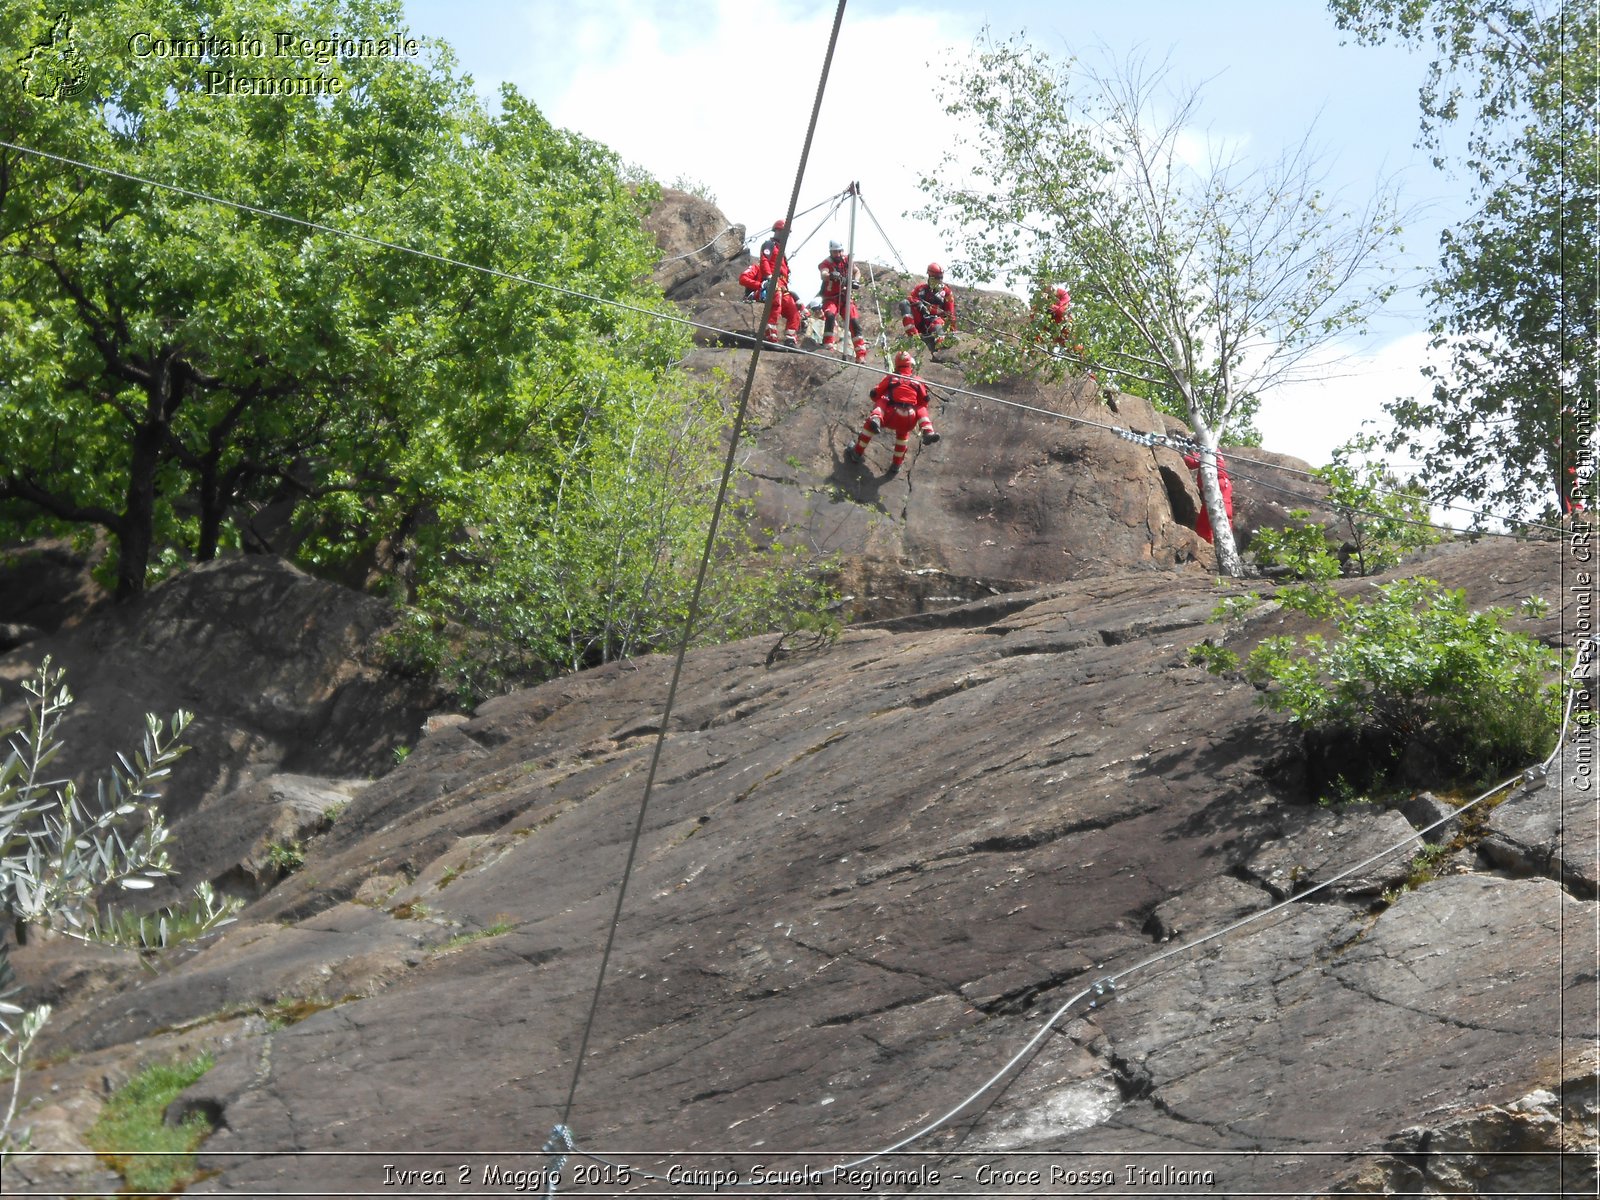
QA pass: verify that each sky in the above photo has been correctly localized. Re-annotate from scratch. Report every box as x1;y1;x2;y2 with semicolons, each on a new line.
399;0;1472;472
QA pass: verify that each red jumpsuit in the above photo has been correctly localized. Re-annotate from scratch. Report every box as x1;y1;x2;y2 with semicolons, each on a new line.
818;252;867;361
900;282;957;350
850;370;937;471
1183;451;1235;544
1048;290;1071;344
739;237;802;344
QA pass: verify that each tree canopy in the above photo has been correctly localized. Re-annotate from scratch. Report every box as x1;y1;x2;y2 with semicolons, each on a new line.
1332;0;1598;516
921;34;1401;574
0;0;682;599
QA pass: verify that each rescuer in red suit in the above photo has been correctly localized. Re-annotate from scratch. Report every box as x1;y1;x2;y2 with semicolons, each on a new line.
1048;284;1071;343
818;241;868;362
900;263;957;352
739;219;802;346
845;351;940;477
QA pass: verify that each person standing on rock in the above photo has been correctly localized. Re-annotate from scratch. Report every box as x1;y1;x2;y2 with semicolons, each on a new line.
845;350;940;477
899;262;957;353
1183;449;1235;544
818;241;868;362
739;219;802;347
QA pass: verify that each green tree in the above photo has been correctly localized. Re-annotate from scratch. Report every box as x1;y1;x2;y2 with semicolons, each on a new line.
1331;0;1599;516
401;372;838;695
0;0;683;597
922;36;1401;575
1253;434;1439;578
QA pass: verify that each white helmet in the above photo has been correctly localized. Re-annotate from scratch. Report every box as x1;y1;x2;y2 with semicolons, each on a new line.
829;240;844;253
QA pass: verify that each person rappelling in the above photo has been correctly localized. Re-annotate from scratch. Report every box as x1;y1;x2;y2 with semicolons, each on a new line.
845;350;940;478
818;240;868;362
739;219;803;347
899;262;957;353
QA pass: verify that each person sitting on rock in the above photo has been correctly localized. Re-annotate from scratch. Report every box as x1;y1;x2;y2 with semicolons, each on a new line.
899;262;957;352
818;240;868;362
845;350;940;477
1182;449;1235;544
737;219;801;346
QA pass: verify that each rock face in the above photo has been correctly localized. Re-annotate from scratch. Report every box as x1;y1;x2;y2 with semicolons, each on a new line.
7;537;1592;1198
0;556;449;823
643;189;1332;620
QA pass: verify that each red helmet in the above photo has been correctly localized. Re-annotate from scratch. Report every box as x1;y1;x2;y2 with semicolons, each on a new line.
1055;285;1069;299
772;219;786;232
926;262;944;279
894;350;916;374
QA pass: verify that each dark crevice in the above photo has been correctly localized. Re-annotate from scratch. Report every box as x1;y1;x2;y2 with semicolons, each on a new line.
970;964;1097;1017
658;758;731;788
1096;615;1207;646
610;721;661;743
812;990;938;1029
959;804;1159;856
858;591;1042;634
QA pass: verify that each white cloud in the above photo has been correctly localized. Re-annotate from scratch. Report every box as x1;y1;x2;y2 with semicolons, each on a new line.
1253;331;1440;469
495;3;975;301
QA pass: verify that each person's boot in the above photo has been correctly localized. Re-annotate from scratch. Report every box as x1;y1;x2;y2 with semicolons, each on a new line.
845;445;865;465
921;430;941;445
885;462;901;478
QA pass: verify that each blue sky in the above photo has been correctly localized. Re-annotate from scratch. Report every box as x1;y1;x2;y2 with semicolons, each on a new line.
399;0;1471;469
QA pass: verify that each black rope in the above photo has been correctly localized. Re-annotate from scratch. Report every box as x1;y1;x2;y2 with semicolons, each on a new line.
556;0;852;1133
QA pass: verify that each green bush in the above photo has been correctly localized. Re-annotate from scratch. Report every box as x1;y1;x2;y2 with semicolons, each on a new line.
1205;577;1561;794
1253;435;1439;580
399;373;838;702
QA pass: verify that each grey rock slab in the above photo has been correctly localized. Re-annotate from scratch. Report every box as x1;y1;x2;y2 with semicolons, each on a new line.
1481;731;1598;896
1245;805;1423;900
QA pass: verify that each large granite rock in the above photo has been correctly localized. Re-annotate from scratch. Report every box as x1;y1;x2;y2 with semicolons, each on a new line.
7;538;1590;1198
0;556;449;823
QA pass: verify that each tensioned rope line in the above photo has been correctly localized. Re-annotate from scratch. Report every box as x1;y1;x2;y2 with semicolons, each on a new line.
5;133;1563;543
562;684;1581;1189
0;140;1169;457
656;223;741;265
918;285;1572;537
550;0;852;1165
1212;457;1545;544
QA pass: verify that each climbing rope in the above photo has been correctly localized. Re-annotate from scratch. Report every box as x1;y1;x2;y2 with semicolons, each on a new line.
6;133;1559;541
551;0;852;1177
657;224;742;266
